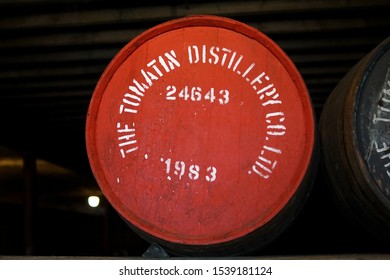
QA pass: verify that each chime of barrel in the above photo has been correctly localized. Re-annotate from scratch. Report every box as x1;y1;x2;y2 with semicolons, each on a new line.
319;36;390;242
85;15;318;256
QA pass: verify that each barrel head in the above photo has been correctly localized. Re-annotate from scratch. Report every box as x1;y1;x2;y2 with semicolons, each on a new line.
86;15;317;255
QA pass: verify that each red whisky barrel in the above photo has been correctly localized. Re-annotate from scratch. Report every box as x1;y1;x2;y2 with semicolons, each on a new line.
319;36;390;242
86;15;318;256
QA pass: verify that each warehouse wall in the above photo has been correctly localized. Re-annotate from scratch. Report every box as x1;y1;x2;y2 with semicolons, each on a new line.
0;0;389;257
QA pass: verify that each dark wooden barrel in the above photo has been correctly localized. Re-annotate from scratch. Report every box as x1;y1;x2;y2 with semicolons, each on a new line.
85;15;318;256
319;36;390;242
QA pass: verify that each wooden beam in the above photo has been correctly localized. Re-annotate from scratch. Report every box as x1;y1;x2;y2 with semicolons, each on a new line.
0;0;389;30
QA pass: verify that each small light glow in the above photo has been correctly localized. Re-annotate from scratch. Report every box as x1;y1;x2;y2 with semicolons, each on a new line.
88;196;100;208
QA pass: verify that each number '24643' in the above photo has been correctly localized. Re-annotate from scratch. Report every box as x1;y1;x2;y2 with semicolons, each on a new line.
165;85;230;105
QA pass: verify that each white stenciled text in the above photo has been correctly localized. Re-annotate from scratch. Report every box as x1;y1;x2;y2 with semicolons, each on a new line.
117;122;138;158
164;85;230;105
373;141;390;179
161;158;217;182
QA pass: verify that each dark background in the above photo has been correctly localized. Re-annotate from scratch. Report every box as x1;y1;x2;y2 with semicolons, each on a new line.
0;0;389;257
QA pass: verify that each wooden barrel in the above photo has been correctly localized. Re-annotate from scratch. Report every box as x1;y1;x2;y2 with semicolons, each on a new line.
86;15;318;256
319;36;390;242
